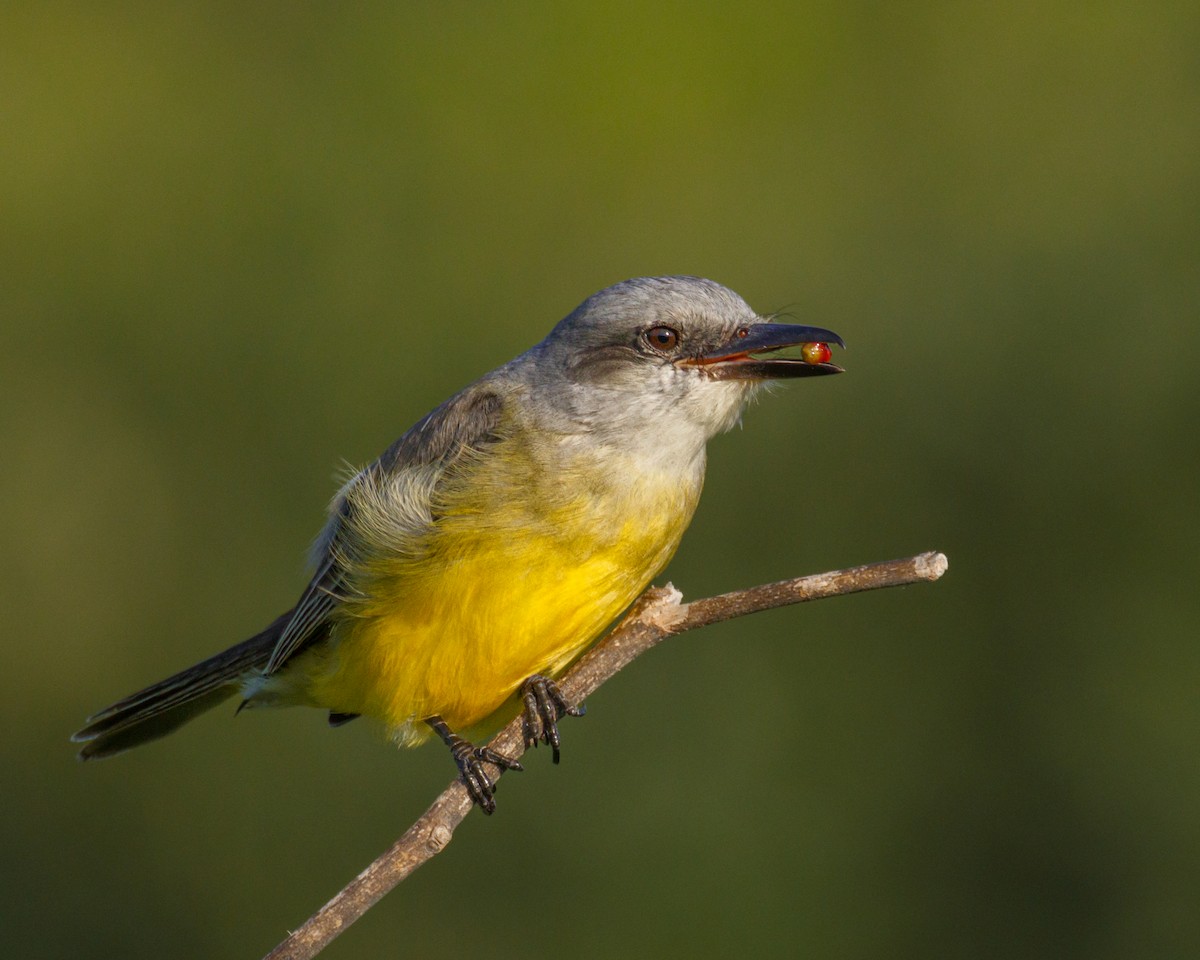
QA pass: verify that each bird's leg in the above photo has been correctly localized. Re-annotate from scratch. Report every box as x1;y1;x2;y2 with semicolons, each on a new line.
424;716;522;815
520;674;586;764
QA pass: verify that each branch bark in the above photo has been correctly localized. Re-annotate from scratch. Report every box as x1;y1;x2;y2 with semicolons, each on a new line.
262;550;948;960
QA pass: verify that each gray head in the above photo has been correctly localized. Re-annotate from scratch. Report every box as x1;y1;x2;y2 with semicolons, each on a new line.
520;276;843;446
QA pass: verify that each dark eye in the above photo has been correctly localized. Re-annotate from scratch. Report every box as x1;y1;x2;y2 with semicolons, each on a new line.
644;326;679;351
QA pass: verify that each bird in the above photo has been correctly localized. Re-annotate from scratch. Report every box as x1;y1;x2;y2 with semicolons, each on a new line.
72;276;844;813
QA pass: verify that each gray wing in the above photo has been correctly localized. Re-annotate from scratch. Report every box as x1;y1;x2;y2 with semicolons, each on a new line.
261;385;506;676
261;558;341;675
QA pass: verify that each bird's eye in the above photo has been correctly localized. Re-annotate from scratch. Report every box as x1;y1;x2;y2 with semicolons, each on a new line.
644;326;680;351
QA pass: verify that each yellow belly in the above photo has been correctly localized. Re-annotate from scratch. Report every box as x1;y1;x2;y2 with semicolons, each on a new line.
298;479;696;744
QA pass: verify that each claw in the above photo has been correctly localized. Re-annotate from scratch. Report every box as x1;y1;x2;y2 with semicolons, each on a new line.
520;675;585;765
426;716;522;814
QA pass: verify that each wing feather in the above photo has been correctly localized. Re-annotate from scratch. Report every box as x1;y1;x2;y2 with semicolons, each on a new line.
261;385;507;675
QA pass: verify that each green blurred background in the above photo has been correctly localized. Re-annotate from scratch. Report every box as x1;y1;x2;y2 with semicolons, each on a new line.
4;3;1198;957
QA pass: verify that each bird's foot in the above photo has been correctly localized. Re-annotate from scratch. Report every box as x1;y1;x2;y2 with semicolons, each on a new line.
520;674;586;764
425;716;522;815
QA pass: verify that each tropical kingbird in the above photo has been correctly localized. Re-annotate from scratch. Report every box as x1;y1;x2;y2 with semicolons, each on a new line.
73;276;844;812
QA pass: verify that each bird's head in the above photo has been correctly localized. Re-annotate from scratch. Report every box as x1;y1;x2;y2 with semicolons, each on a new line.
527;277;843;447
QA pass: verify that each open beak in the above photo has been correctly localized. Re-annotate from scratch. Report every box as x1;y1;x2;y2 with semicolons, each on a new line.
683;322;846;380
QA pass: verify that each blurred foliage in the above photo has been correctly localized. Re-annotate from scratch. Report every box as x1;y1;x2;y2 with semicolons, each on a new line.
3;2;1198;958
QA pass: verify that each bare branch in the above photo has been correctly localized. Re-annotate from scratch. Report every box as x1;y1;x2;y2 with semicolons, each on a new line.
262;551;948;960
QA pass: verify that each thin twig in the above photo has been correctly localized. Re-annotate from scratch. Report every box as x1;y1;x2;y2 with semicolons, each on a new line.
263;551;948;960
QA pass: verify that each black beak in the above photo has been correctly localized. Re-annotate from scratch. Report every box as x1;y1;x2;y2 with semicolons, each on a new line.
683;322;845;380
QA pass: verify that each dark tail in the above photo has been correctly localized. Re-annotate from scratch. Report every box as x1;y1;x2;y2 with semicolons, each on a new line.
72;611;292;760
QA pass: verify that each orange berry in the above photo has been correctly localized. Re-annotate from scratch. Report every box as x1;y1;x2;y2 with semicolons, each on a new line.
801;342;832;365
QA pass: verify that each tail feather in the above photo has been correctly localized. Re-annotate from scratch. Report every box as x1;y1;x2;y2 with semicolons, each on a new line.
72;610;293;760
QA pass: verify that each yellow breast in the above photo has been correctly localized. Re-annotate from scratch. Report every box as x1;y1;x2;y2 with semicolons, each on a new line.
298;443;702;743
